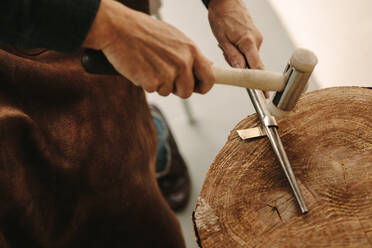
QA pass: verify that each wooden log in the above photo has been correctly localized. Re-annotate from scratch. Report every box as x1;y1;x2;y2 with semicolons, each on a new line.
193;87;372;248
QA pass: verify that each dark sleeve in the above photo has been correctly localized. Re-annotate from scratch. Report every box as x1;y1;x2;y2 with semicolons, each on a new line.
201;0;210;8
0;0;101;53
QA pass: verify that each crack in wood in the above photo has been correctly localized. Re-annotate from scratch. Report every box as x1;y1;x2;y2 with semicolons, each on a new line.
267;204;283;222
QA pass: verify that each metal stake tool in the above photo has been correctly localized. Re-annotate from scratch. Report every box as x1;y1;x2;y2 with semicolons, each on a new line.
247;88;308;214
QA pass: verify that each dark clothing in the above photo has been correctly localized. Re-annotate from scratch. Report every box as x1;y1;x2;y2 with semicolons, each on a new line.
0;0;209;53
1;0;100;53
0;0;186;246
202;0;211;8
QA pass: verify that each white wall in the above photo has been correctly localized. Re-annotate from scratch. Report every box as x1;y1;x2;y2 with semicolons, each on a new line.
268;0;372;88
159;0;296;72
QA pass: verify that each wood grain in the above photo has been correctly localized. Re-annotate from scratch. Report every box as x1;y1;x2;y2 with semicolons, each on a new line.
193;87;372;248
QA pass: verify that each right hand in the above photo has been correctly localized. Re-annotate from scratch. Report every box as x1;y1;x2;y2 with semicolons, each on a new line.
207;0;268;98
83;0;215;98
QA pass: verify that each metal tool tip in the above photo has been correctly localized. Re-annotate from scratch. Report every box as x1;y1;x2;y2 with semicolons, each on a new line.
300;207;309;215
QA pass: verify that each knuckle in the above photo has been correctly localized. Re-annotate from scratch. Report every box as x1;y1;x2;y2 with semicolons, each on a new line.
256;33;264;47
144;82;159;93
178;84;193;99
158;90;171;97
208;69;216;83
237;37;255;53
200;81;214;94
242;35;255;46
174;53;191;73
257;33;263;43
229;55;245;68
231;55;243;63
188;43;198;55
145;87;156;93
204;65;215;83
177;60;189;71
158;82;173;96
166;69;177;83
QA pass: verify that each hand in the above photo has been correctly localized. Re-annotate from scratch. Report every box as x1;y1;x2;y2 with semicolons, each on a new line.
84;0;214;98
208;0;269;97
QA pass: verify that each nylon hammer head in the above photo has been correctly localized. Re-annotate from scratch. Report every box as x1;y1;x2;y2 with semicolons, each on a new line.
269;48;318;117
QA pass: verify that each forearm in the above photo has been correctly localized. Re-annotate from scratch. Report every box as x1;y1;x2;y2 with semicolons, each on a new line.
0;0;100;53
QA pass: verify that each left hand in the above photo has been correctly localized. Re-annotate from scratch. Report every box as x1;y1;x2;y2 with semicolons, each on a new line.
208;0;269;97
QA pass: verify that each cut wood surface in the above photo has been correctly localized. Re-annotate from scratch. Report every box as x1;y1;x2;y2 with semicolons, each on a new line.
193;87;372;248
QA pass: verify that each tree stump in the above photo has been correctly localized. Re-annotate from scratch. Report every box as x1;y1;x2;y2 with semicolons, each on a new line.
193;87;372;248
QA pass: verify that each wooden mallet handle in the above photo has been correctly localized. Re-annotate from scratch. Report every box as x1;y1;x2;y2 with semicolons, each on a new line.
81;49;285;91
213;66;284;91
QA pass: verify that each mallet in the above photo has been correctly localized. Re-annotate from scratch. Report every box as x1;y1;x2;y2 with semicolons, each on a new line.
81;48;318;213
214;48;318;116
82;48;316;115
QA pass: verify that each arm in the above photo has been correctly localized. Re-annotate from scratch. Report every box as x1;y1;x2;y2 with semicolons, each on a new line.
0;0;214;98
0;0;100;52
83;0;214;98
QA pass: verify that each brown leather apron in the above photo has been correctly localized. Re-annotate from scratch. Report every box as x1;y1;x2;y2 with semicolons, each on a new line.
0;1;184;247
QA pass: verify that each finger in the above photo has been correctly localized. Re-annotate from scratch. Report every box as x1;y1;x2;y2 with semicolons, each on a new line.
218;37;246;69
238;40;270;98
256;32;264;50
238;42;264;70
173;68;195;99
142;81;160;93
157;81;174;96
193;54;215;94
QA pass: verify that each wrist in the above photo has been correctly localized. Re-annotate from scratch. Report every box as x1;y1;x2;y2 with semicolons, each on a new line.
83;0;122;50
202;0;211;8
